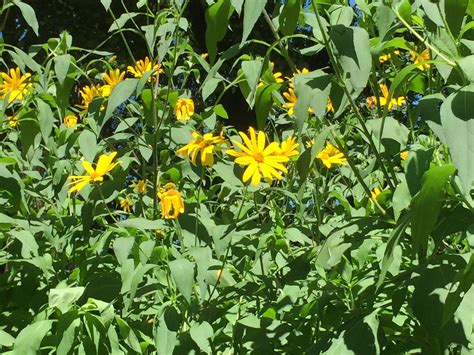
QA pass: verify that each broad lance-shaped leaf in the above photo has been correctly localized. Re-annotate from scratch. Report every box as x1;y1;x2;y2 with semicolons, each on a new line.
242;0;267;43
169;259;195;303
440;85;474;194
329;25;371;99
410;164;456;259
205;0;234;64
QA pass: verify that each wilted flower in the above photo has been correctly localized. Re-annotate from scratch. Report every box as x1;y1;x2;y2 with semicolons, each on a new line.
371;187;382;201
317;142;347;169
366;84;405;110
119;195;133;213
327;98;335;113
175;98;195;121
67;152;120;193
227;127;289;186
64;114;78;128
378;50;400;63
176;131;225;167
101;69;126;97
127;57;162;79
7;115;19;127
410;49;430;71
157;182;184;219
132;179;148;194
400;150;409;161
0;67;32;103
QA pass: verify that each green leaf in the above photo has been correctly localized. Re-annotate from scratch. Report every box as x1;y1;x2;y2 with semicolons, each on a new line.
36;99;54;144
13;0;39;36
241;59;263;107
329;25;371;98
440;85;474;194
78;130;98;163
9;230;38;258
49;287;85;313
54;54;71;86
411;164;456;259
104;79;138;122
169;259;194;303
242;0;267;43
376;212;411;291
255;84;279;129
279;0;301;36
13;320;53;355
190;321;213;353
113;237;135;264
442;253;474;326
444;0;468;37
0;329;15;347
117;218;166;230
205;0;234;64
100;0;112;11
405;147;434;196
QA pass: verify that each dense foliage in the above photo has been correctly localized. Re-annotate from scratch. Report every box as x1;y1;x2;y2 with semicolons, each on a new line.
1;0;473;354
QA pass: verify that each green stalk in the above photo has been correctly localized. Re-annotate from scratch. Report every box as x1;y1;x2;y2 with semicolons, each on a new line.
311;0;396;190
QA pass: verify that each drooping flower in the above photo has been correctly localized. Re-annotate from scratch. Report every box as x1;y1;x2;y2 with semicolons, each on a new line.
317;142;347;169
119;195;133;213
127;57;162;79
379;50;400;64
176;131;225;167
258;62;285;87
8;115;19;128
77;85;103;112
64;114;78;128
227;127;289;186
400;150;409;161
175;98;195;121
0;67;32;103
410;49;430;71
327;98;335;113
371;187;382;201
67;152;120;193
366;84;405;110
157;182;185;219
101;69;126;97
132;179;148;194
280;136;299;159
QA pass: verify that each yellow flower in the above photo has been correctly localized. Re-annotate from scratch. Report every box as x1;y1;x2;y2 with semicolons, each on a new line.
119;195;133;213
280;136;299;159
366;84;405;110
0;67;32;103
132;179;148;194
77;85;103;112
371;187;381;201
101;69;126;97
227;127;289;186
317;142;347;169
127;57;162;79
176;131;225;167
400;150;409;161
157;182;185;219
410;49;430;71
201;53;209;60
8;115;19;128
67;152;120;193
154;229;166;239
64;114;78;128
283;86;312;116
327;98;335;113
378;50;400;63
175;98;195;121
